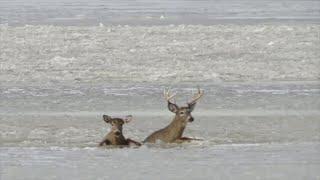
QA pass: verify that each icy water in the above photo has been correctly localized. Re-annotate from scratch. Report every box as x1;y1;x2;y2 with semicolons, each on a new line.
1;0;320;180
1;82;320;179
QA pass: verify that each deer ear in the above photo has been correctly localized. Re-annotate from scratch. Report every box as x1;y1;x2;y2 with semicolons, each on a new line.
103;115;112;123
124;115;133;123
168;102;179;113
188;102;196;112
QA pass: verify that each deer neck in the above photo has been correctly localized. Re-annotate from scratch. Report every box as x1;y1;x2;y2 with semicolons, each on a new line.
108;132;127;144
165;116;187;140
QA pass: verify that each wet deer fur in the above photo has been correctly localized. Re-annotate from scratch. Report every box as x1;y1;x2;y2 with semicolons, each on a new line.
99;115;141;147
143;88;204;143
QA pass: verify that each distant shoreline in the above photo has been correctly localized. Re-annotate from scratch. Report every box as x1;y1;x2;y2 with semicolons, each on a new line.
1;17;320;27
0;0;319;26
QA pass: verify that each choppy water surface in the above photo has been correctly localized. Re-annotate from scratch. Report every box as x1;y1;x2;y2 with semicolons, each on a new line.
1;24;319;84
1;143;320;180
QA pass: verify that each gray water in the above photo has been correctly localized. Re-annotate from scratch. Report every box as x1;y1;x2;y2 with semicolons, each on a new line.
1;82;319;179
1;0;320;179
0;0;320;25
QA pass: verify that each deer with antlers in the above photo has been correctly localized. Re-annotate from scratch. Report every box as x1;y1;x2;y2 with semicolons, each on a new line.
143;88;204;144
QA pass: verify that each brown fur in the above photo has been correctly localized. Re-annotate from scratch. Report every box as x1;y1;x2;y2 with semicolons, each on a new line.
99;115;141;147
143;105;198;143
144;88;204;144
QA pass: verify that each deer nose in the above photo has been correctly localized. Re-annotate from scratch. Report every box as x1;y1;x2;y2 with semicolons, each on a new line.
189;117;194;122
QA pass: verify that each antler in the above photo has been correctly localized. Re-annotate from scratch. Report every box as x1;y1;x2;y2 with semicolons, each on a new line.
163;88;176;104
188;87;204;105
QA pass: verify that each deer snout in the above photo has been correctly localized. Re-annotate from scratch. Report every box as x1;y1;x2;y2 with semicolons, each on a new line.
188;116;194;122
111;126;122;136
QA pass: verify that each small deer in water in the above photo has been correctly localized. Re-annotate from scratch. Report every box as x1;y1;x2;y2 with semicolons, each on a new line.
143;88;204;143
99;115;141;147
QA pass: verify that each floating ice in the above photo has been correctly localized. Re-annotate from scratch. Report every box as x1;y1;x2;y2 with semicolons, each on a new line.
0;24;318;85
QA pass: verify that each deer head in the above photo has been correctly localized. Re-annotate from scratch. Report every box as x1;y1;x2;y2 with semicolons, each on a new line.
164;87;204;123
103;115;132;136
